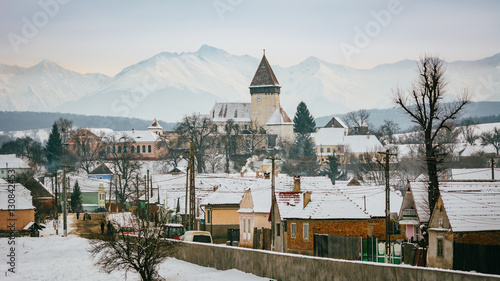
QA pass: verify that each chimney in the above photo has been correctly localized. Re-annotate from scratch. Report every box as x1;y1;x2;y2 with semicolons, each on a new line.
303;191;311;208
293;176;301;192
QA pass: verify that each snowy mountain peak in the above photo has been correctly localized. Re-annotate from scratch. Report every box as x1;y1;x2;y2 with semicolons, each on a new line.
196;44;229;57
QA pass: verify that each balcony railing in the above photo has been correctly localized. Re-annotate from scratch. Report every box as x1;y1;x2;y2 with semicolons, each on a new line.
402;209;417;219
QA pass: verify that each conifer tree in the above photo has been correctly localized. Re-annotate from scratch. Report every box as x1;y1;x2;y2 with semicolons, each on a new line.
71;180;83;213
293;102;316;134
45;122;63;172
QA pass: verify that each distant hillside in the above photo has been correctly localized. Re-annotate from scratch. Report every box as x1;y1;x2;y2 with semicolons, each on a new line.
0;111;176;132
315;101;500;131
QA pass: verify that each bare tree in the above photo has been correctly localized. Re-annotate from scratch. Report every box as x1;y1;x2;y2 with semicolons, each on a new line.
393;55;469;215
104;134;142;206
376;120;400;145
71;129;106;173
480;127;500;155
175;114;217;173
460;118;479;145
344;109;370;135
56;117;74;144
89;216;177;281
221;119;239;173
156;132;187;171
239;120;267;155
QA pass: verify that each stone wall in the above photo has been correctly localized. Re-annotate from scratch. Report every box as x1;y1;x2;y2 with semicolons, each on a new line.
173;241;500;281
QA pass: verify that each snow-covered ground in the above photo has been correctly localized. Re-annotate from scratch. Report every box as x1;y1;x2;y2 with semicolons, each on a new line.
0;236;272;280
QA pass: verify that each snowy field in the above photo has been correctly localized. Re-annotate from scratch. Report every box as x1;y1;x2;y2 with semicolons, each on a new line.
0;236;272;280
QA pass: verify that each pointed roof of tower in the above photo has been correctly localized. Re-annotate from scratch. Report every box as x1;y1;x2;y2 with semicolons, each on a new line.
250;53;280;87
148;118;163;130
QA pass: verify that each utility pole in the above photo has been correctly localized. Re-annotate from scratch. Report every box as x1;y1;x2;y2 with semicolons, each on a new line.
61;164;70;237
267;156;280;250
145;171;149;221
189;142;196;230
491;158;496;180
377;150;397;264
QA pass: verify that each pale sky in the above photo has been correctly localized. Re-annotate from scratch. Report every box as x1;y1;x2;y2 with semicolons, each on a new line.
1;0;499;76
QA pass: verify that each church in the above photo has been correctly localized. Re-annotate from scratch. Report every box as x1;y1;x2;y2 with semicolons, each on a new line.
208;52;295;147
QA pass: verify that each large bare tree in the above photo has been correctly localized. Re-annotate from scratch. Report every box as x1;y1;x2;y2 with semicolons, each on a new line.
393;55;469;215
89;216;177;281
104;133;142;206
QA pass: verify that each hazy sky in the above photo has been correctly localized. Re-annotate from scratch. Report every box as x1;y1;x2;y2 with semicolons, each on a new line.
1;0;499;76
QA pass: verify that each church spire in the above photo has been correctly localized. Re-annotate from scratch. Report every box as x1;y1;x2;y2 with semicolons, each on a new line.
250;52;280;88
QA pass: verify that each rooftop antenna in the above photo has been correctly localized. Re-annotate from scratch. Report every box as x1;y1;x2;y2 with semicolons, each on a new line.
263;49;265;56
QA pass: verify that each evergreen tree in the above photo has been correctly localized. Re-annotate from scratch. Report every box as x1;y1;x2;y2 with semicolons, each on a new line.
45;122;63;172
71;180;83;213
282;134;319;176
293;102;316;134
325;155;341;184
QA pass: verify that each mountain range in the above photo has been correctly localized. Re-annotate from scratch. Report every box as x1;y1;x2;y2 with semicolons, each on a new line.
1;45;499;123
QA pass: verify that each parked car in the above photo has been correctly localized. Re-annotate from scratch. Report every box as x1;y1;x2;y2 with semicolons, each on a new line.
119;226;136;236
161;223;186;240
180;231;213;243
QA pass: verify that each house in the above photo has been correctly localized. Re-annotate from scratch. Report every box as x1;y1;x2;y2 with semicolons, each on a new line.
426;181;500;275
398;181;431;242
208;53;294;146
65;119;167;161
0;179;35;233
334;182;406;241
88;163;115;180
201;186;243;242
238;188;273;248
270;177;371;255
311;126;384;166
448;168;500;180
0;154;31;180
44;175;108;212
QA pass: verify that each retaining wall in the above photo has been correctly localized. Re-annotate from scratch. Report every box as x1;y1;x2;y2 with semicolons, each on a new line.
172;241;500;281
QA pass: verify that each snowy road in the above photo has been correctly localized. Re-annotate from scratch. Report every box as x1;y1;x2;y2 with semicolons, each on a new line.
0;237;272;280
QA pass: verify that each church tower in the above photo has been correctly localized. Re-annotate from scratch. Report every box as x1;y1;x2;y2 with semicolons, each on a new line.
250;52;281;127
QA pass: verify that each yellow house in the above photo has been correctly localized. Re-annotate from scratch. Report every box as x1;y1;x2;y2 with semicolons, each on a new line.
0;179;35;233
238;188;273;248
201;187;243;242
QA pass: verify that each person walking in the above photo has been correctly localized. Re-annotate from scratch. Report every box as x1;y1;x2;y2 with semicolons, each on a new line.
100;221;105;235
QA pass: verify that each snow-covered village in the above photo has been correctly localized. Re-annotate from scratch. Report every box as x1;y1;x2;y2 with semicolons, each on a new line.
1;1;500;281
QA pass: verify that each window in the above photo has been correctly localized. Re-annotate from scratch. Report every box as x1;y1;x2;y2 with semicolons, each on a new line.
276;223;280;237
320;148;324;153
327;148;330;153
118;146;122;153
206;210;211;224
131;146;135;153
137;145;140;153
437;239;444;257
291;223;296;238
247;219;251;240
148;145;152;153
142;145;146;153
303;223;309;240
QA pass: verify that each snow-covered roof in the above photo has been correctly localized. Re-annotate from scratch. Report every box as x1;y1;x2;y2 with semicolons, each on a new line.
0;154;30;169
266;106;293;126
312;128;345;145
148;118;163;130
275;190;369;220
0;178;33;205
116;129;160;143
0;190;34;210
438;181;500;232
200;186;244;206
406;181;431;223
334;184;403;218
210;102;251;123
43;175;109;194
344;135;383;154
450;168;500;180
324;116;348;129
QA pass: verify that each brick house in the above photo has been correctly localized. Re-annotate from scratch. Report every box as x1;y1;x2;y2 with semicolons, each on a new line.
427;181;500;275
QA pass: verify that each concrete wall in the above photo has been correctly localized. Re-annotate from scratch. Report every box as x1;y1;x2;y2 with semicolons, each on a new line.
173;241;500;281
